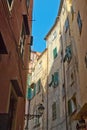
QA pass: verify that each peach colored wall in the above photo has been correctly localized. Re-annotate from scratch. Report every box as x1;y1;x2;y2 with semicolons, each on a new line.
0;0;33;130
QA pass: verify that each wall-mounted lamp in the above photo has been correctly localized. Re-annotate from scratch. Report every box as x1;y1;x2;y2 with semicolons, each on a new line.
24;103;44;130
25;103;45;120
76;116;86;130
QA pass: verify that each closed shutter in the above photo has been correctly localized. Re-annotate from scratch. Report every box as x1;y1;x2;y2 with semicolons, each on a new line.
54;72;59;86
27;87;32;100
53;47;57;59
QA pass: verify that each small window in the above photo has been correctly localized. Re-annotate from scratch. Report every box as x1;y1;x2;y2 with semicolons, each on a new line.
52;102;56;120
65;17;69;33
77;11;82;34
53;47;58;59
7;0;13;7
53;72;59;87
27;74;31;86
49;72;59;87
34;109;40;127
36;79;41;94
63;45;72;63
68;95;77;115
27;87;32;100
52;31;57;41
0;32;8;54
62;84;65;98
20;23;25;59
26;0;30;8
71;6;74;21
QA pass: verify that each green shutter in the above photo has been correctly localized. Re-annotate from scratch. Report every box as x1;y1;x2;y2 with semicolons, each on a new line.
53;47;57;59
68;100;72;115
54;72;59;86
27;87;32;100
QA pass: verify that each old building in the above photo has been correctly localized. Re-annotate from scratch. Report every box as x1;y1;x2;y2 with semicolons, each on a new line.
0;0;33;130
45;14;65;130
26;49;47;130
66;0;87;128
24;51;41;130
24;0;87;130
45;0;87;129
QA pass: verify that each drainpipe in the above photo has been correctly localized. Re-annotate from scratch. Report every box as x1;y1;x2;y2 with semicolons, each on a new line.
25;99;30;130
58;15;68;130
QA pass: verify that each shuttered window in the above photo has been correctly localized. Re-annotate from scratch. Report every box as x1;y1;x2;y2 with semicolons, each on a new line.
77;11;82;34
68;96;77;115
53;47;58;59
52;102;56;120
49;72;59;87
54;72;59;86
65;17;69;33
27;87;32;100
20;23;25;59
36;79;41;94
27;74;31;86
7;0;13;7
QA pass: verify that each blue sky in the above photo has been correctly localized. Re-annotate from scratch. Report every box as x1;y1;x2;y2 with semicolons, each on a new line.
32;0;60;53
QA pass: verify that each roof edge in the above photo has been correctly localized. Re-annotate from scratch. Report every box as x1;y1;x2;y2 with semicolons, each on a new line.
44;0;64;40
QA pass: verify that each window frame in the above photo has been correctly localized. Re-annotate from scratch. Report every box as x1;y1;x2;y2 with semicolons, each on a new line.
7;0;14;11
77;11;82;34
52;102;57;120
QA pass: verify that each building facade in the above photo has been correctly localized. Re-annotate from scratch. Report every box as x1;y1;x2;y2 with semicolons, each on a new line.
24;51;41;130
0;0;33;130
25;0;87;130
45;0;87;130
26;49;48;130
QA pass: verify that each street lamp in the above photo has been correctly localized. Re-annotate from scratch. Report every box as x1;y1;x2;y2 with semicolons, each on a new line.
24;103;45;130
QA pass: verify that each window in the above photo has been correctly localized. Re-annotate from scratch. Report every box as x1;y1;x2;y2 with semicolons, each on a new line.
27;87;32;100
53;47;58;59
38;61;42;69
62;84;65;98
8;84;18;130
52;102;56;120
71;6;74;21
49;72;59;87
26;0;30;8
20;23;25;59
53;72;59;87
65;17;69;33
36;79;41;94
23;15;30;35
34;108;40;127
52;31;57;41
63;45;72;63
77;11;82;34
0;32;8;54
27;74;31;86
7;0;13;7
68;95;77;115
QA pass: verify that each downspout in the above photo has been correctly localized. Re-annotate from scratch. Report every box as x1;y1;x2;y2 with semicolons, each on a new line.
59;14;68;130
